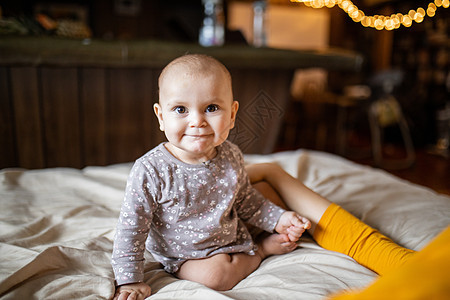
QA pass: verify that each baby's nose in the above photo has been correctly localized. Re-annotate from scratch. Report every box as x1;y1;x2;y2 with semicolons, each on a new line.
189;112;206;127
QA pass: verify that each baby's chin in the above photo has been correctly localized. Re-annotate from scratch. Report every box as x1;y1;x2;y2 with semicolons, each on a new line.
171;143;216;160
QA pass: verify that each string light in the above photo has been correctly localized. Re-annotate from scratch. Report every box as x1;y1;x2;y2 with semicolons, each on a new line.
290;0;449;30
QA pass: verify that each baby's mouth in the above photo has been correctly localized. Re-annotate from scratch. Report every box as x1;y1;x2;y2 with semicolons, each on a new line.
185;133;212;138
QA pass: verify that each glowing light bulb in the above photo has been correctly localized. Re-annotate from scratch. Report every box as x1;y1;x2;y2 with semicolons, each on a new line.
417;7;426;16
402;15;413;27
290;0;448;30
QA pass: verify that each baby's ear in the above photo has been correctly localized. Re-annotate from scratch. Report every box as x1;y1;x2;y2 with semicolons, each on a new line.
153;103;165;131
229;100;239;129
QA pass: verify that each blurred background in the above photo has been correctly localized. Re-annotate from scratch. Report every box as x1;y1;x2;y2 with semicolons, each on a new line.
0;0;449;193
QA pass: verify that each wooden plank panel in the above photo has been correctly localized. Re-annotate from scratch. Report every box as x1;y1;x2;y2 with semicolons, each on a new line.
0;67;17;168
41;67;82;168
107;68;155;164
147;68;166;151
10;67;45;169
228;68;292;154
257;69;293;153
80;68;107;166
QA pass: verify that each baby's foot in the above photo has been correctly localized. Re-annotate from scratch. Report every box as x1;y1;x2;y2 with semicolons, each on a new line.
256;233;298;259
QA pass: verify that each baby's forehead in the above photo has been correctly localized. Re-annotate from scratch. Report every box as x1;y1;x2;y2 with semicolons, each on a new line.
160;67;230;94
163;63;223;80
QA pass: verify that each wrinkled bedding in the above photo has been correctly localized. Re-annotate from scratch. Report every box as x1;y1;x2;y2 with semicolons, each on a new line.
1;149;449;299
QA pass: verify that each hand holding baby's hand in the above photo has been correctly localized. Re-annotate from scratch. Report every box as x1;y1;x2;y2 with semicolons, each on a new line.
113;282;151;300
275;211;311;242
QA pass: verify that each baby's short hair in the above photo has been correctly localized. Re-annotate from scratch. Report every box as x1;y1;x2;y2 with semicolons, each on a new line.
158;54;232;90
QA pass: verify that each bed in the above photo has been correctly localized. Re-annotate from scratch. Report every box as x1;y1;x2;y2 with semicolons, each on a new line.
1;149;449;299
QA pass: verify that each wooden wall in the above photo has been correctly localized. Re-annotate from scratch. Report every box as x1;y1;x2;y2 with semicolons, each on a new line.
0;66;292;169
1;66;163;169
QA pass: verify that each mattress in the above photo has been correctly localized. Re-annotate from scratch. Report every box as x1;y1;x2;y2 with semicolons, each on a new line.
1;149;449;299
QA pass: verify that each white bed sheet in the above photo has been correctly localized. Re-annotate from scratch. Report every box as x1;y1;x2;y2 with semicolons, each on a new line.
1;149;449;299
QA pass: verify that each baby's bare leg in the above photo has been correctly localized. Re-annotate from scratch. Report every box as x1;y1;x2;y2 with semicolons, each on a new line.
176;235;297;291
176;252;262;291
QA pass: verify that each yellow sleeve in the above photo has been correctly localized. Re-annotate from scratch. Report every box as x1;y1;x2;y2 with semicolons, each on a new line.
329;226;450;300
314;203;414;276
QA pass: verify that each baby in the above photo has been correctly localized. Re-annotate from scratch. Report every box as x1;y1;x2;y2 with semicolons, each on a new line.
111;54;311;300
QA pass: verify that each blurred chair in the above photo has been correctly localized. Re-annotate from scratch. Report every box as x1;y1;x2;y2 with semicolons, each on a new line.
286;68;415;170
367;69;415;169
288;68;332;150
335;84;372;157
337;69;415;169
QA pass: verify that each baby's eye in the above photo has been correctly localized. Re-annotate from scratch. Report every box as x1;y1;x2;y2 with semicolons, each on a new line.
206;104;219;113
174;106;186;114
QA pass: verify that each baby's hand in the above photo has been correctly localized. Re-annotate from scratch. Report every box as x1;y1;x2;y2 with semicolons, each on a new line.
275;211;311;242
113;282;152;300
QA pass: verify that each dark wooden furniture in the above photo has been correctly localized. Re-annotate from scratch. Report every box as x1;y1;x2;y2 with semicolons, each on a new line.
0;36;362;169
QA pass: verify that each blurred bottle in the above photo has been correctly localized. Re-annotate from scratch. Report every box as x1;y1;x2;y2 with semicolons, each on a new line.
253;0;267;47
199;0;225;47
